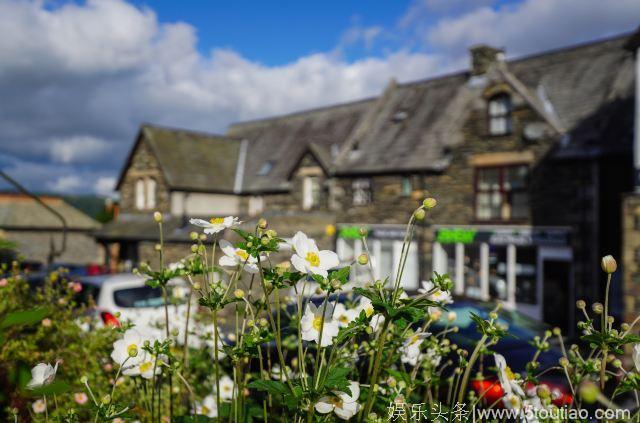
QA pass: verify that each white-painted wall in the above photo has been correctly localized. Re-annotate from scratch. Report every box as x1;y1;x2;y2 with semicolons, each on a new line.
170;191;241;216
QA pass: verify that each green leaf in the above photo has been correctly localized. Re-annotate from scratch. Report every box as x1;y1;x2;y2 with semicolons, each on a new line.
324;367;351;393
174;416;215;422
247;380;290;396
0;308;50;330
27;380;71;396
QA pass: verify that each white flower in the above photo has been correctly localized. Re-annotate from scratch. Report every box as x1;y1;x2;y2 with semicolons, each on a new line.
315;381;361;420
216;375;235;401
495;354;525;397
301;302;339;347
27;362;59;389
333;303;359;328
633;344;640;373
357;297;385;332
32;399;46;414
503;393;522;410
418;281;453;304
290;231;339;278
400;329;430;366
135;354;165;379
111;328;163;377
218;240;262;273
270;364;292;382
189;216;241;234
195;395;218;417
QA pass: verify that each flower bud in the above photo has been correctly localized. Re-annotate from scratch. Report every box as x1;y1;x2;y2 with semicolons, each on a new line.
234;289;245;299
387;377;397;388
330;279;342;290
191;244;198;253
193;282;201;290
552;327;561;336
101;395;111;405
199;234;207;242
601;255;617;274
578;380;599;404
559;357;569;368
447;311;457;322
414;208;426;221
261;236;269;246
228;333;237;342
592;303;603;314
422;198;437;209
291;357;298;368
430;309;442;321
612;359;622;368
258;218;268;229
358;227;368;237
536;384;551;399
357;254;369;266
266;229;277;238
80;376;88;384
621;323;630;332
153;211;163;223
259;318;269;327
127;345;138;357
489;312;498;320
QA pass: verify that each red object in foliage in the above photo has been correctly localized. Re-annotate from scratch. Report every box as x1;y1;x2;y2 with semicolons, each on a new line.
471;379;573;408
101;311;120;327
86;264;107;276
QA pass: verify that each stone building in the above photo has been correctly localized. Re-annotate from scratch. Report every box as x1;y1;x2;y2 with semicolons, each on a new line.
99;31;639;330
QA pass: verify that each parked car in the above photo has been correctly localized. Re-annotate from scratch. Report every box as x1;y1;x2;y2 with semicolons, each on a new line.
74;273;189;329
430;299;572;407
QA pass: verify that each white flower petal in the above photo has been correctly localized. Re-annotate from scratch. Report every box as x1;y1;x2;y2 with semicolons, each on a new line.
314;398;334;414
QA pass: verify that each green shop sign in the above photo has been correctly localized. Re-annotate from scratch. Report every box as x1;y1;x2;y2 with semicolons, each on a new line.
339;226;368;239
436;228;477;244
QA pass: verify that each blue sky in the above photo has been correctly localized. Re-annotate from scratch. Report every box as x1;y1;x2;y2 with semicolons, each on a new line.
0;0;638;196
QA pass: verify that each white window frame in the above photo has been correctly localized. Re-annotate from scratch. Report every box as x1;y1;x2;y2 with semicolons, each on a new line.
302;176;319;210
488;94;512;135
146;178;156;209
135;178;145;210
352;178;371;206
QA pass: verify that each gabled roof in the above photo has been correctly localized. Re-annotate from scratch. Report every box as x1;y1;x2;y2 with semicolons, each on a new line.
0;193;99;230
227;98;374;191
116;124;242;193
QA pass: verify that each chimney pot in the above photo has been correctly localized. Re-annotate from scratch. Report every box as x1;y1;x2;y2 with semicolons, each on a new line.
469;44;505;75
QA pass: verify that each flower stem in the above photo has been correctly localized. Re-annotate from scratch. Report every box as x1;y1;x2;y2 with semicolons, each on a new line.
457;334;488;404
362;319;391;419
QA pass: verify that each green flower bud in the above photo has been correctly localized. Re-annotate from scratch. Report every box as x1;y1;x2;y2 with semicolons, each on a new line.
153;211;163;223
357;254;369;265
576;300;586;309
258;218;268;229
190;231;198;240
414;208;426;220
578;380;599;404
422;197;437;209
592;303;603;314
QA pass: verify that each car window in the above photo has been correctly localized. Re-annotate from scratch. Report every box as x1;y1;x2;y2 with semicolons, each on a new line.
113;285;187;308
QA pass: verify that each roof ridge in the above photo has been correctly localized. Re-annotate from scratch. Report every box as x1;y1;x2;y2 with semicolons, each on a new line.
141;122;240;140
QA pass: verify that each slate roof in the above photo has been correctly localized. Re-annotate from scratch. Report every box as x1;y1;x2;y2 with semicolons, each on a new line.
227;98;374;192
116;125;242;193
119;31;636;193
0;193;99;230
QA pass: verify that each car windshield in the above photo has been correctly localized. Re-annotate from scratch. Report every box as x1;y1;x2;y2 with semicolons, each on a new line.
113;285;186;308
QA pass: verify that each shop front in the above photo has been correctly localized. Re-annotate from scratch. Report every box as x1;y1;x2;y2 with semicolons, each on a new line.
336;224;420;291
432;225;573;331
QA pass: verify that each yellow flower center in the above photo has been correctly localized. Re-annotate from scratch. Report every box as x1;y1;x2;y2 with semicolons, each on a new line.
210;217;225;225
410;334;421;345
364;306;374;318
223;385;232;392
339;315;348;323
313;316;324;331
306;252;320;267
505;367;516;381
139;361;153;373
202;406;210;414
235;249;249;260
330;397;344;408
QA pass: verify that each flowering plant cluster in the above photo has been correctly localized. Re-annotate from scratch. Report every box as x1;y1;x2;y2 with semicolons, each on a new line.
4;200;640;422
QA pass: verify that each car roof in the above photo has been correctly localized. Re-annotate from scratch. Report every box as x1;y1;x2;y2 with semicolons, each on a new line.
78;273;145;287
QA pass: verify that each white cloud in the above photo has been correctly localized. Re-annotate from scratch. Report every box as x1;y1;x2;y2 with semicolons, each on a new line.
0;0;636;195
426;0;640;58
94;177;116;196
48;175;84;193
50;136;110;164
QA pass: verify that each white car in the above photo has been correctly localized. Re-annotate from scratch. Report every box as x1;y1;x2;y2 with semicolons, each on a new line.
76;273;190;330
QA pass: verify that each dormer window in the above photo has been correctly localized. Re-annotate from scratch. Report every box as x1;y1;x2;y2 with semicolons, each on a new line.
302;176;320;210
488;94;512;135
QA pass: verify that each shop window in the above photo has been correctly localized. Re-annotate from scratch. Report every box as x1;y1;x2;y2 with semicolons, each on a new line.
488;94;512;135
516;247;537;304
488;246;508;301
464;245;482;299
475;165;529;221
352;178;372;206
302;176;320;210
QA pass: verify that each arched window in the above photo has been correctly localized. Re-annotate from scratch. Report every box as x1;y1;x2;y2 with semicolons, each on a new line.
135;179;145;210
488;94;512;135
146;178;156;209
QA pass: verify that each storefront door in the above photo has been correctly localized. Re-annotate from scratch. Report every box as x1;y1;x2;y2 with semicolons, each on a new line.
538;247;573;331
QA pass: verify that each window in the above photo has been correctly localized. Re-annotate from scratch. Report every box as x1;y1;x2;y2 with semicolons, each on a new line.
146;178;156;209
134;177;157;210
352;178;371;206
248;196;264;216
302;176;320;210
516;247;537;304
135;179;145;210
475;165;529;221
401;177;412;197
258;160;274;176
488;94;512;135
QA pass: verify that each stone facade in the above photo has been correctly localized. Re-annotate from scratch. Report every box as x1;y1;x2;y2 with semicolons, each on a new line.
119;139;171;213
622;194;640;322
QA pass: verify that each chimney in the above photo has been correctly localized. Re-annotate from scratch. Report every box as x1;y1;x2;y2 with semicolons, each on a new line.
625;28;640;190
469;44;505;75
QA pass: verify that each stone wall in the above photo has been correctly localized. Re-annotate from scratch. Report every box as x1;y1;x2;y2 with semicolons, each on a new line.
622;193;640;323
